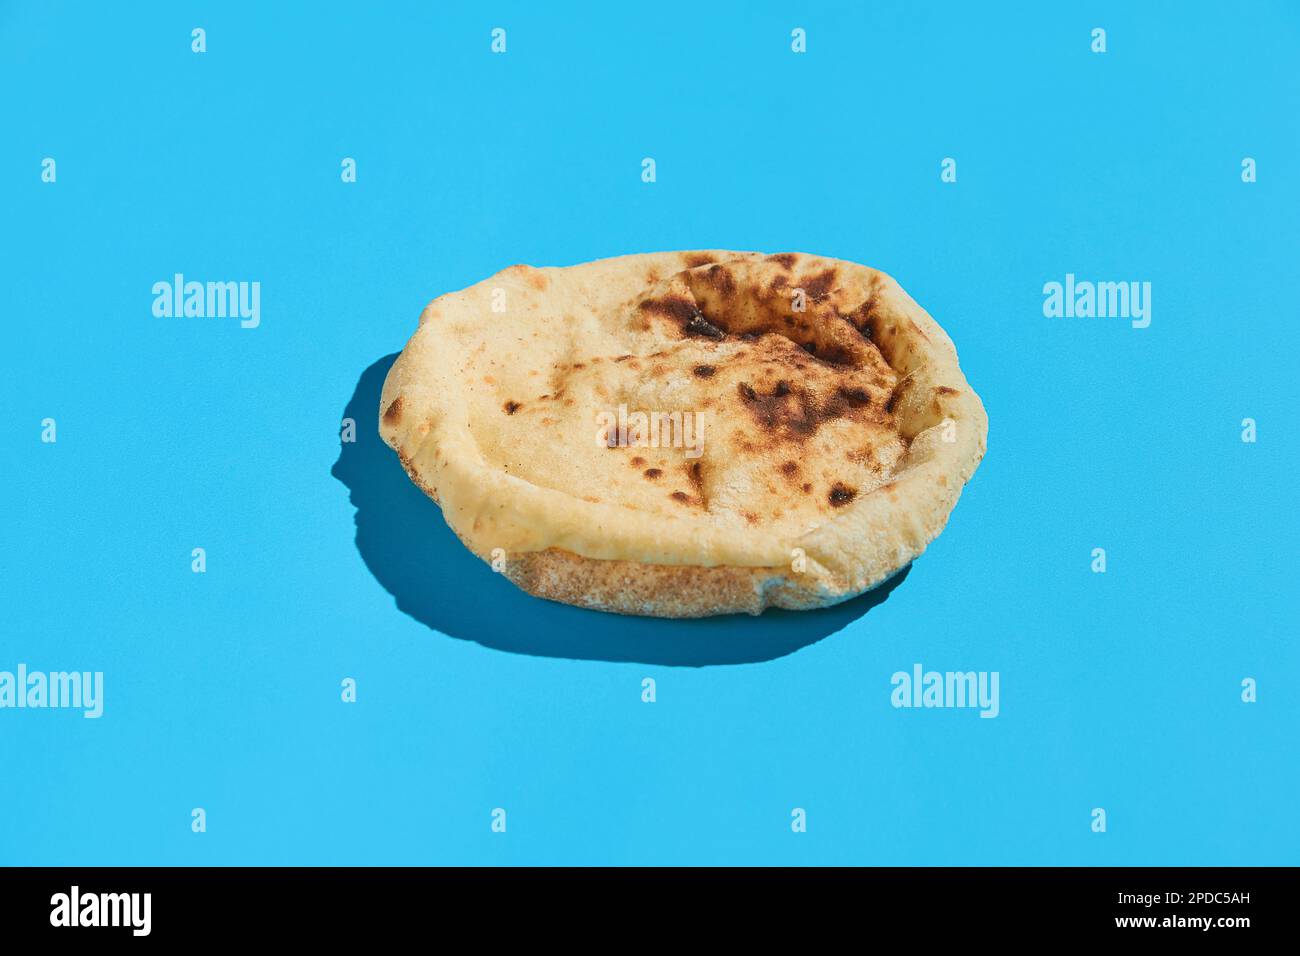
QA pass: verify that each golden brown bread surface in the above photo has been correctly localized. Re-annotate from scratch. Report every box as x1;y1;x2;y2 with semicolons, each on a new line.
379;250;988;617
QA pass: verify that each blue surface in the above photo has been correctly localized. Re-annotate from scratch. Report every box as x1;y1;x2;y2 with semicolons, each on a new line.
2;1;1297;866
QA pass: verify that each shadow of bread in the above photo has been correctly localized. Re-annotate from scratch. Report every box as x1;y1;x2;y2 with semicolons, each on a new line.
331;353;910;666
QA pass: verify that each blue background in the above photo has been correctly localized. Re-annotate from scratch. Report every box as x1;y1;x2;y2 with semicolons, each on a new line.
2;0;1297;865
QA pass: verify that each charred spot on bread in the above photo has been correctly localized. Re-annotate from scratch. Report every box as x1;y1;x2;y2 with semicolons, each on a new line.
802;267;838;301
702;264;737;297
828;483;858;507
683;461;704;492
684;309;726;340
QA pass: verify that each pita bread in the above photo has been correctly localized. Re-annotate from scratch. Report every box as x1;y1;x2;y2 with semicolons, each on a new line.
379;251;987;617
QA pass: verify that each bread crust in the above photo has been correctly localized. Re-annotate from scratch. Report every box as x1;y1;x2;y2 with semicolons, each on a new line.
380;251;987;617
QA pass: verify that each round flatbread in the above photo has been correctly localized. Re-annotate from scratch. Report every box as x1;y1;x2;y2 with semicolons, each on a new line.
379;250;987;617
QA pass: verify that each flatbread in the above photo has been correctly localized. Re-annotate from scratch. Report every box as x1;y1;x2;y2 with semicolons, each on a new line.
379;251;987;617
